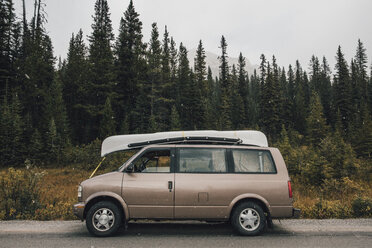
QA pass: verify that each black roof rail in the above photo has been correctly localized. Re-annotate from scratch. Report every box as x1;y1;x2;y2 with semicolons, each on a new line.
127;136;242;148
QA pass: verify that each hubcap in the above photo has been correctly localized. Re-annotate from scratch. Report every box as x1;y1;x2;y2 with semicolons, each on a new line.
92;208;115;232
239;208;260;231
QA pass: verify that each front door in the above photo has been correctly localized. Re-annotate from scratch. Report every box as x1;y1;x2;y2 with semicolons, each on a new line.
122;148;175;219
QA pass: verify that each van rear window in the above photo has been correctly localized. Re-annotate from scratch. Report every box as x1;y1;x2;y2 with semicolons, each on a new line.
232;150;276;173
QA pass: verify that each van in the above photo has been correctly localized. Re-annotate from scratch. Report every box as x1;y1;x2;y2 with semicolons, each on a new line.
73;130;300;237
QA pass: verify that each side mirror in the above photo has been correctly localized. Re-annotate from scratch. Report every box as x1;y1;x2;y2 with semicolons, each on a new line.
125;163;134;173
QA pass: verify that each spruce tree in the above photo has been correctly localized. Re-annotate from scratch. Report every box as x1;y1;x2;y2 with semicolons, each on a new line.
230;64;244;128
293;61;307;134
260;58;282;141
194;40;207;127
99;97;115;139
170;105;181;131
354;39;368;104
238;52;249;126
306;91;328;146
115;0;146;133
177;43;192;129
147;23;162;130
218;36;231;129
88;0;115;140
249;70;260;127
63;30;89;144
319;57;333;125
333;46;352;134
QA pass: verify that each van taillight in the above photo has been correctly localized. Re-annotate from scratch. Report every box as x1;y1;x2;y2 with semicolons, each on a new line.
288;181;293;198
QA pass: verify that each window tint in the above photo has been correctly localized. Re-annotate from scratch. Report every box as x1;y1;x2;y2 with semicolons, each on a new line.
179;148;227;173
133;149;170;173
232;150;276;173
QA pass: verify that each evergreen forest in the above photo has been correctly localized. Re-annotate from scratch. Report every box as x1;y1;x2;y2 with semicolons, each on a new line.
1;0;372;197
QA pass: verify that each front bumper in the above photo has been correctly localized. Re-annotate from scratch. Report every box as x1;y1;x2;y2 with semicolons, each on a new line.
73;202;85;220
292;208;301;218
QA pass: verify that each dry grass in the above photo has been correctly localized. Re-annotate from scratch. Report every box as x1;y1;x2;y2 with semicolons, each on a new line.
2;166;371;220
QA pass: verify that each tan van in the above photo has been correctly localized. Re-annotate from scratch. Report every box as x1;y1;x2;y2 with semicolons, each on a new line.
73;131;299;237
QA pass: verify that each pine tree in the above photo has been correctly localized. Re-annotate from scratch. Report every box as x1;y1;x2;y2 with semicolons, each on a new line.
306;91;328;146
230;64;244;129
115;0;146;133
18;0;55;156
218;36;231;129
159;26;174;130
194;40;207;128
237;52;249;126
0;93;24;166
354;39;368;104
170;105;181;131
293;61;307;134
249;70;260;127
147;23;162;130
319;57;333;125
333;46;352;134
0;0;17;97
205;67;217;129
63;29;89;144
99;97;115;139
354;103;372;158
177;43;191;129
87;0;115;140
260;58;282;141
194;40;207;96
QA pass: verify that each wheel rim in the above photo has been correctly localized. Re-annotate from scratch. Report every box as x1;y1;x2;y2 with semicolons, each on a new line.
92;208;115;232
239;208;260;232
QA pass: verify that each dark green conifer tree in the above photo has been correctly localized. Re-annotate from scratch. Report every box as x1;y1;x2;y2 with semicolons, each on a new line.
218;36;231;129
237;53;249;126
99;97;115;139
306;91;328;146
333;46;352;134
63;30;89;144
87;0;115;140
194;40;207;128
115;0;146;133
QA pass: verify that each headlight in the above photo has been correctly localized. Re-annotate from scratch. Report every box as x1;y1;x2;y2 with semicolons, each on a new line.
77;185;82;200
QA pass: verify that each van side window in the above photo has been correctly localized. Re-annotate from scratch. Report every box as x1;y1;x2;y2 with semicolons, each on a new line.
132;149;170;173
178;148;227;173
232;150;276;173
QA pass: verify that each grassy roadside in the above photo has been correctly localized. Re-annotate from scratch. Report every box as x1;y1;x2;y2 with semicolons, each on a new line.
1;166;371;220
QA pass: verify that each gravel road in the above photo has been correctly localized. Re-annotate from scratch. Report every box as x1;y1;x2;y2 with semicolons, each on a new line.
0;219;371;248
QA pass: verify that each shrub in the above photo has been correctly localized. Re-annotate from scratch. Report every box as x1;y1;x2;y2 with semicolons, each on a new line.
352;196;372;217
297;198;352;219
0;166;45;220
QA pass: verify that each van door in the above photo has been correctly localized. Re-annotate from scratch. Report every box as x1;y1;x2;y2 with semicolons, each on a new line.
174;147;231;219
122;148;175;219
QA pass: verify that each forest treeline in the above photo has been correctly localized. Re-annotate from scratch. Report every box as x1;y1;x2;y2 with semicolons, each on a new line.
0;0;372;183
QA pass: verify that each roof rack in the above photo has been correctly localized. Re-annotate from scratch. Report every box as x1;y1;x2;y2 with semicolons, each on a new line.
127;136;241;148
101;130;268;157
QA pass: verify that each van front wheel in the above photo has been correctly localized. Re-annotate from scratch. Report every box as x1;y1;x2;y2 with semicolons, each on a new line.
86;201;122;237
231;201;266;236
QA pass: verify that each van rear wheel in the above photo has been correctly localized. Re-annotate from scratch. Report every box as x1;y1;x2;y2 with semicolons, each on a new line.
86;201;122;237
231;201;266;236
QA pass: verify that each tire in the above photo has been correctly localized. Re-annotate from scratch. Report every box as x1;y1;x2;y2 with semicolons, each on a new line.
231;201;266;236
86;201;122;237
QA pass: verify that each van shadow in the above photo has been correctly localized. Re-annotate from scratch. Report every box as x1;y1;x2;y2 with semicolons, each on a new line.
113;221;293;237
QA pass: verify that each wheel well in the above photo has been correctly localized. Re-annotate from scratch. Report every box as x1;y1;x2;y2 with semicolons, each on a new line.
230;198;270;220
84;196;125;221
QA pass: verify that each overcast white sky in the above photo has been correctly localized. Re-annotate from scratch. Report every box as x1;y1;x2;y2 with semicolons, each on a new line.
15;0;372;72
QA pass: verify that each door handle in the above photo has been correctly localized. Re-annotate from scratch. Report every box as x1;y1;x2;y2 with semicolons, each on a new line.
168;181;173;192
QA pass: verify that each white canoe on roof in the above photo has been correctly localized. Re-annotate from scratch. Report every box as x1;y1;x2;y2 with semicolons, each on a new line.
101;130;268;157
